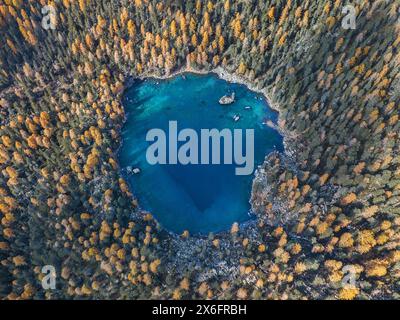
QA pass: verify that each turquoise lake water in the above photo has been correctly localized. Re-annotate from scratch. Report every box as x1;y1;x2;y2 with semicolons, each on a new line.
119;73;283;234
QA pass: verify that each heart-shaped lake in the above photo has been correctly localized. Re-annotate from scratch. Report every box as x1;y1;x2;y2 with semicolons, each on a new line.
119;73;283;234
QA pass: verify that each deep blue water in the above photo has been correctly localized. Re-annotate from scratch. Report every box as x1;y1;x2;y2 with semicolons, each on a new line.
119;73;283;234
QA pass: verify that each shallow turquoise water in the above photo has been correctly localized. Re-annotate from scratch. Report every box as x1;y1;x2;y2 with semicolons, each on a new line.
119;73;283;234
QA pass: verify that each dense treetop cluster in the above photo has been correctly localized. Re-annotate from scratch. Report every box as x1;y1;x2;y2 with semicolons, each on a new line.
0;0;399;299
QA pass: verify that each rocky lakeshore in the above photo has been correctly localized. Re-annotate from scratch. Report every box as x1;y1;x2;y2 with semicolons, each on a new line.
121;70;291;286
121;67;298;282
